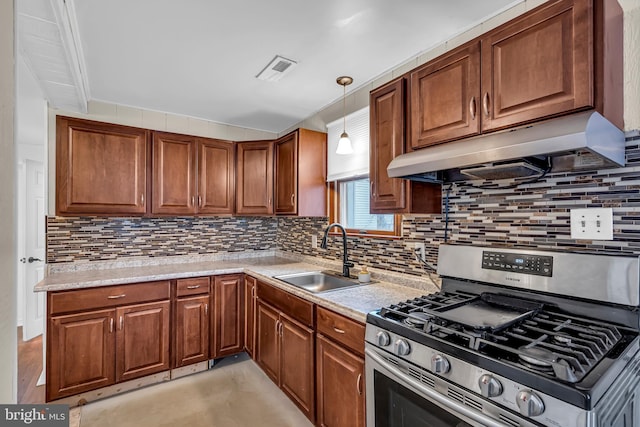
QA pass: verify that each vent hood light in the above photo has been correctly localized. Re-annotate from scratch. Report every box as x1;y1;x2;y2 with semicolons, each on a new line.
387;111;625;182
256;55;297;82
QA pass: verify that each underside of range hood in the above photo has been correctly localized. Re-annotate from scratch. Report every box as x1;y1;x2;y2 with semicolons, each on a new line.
387;111;625;183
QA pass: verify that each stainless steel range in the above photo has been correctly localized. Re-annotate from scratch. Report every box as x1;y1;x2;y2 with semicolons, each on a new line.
365;244;640;427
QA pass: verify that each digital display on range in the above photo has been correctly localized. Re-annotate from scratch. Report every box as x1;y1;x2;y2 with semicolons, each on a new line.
481;251;553;277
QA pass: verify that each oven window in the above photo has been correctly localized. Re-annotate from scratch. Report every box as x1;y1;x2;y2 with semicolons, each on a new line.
374;371;472;427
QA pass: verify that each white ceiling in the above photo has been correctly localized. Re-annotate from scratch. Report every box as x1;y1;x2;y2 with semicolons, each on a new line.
19;0;523;134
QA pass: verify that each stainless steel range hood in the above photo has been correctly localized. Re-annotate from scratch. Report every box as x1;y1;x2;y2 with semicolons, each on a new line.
387;111;625;182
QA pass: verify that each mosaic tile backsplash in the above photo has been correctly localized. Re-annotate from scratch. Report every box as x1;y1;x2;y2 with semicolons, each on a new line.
48;136;640;278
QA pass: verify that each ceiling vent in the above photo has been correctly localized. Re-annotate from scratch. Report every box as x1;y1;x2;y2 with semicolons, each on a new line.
256;55;297;82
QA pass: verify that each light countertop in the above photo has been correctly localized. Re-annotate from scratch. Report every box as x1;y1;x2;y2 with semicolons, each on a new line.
36;254;436;323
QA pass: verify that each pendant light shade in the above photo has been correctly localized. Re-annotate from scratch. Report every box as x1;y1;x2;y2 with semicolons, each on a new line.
336;76;353;155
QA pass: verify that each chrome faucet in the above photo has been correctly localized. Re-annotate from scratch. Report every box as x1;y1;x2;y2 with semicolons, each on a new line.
320;223;354;278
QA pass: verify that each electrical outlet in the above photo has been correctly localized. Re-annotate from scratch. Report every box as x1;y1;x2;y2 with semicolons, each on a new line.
311;235;318;249
570;208;614;240
414;242;426;260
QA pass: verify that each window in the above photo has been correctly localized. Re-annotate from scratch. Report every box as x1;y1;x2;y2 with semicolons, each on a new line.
340;178;394;232
326;106;399;237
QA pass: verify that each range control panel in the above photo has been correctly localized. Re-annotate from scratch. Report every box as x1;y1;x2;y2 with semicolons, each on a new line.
482;251;553;277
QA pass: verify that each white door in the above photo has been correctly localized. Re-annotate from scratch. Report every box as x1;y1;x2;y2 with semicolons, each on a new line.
22;160;45;341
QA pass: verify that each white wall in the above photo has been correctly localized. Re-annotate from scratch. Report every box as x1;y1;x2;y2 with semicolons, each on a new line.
1;0;17;404
47;101;278;214
290;0;640;134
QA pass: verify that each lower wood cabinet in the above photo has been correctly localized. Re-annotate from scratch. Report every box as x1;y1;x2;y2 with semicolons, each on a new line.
212;274;244;358
47;281;171;401
174;277;211;368
244;276;257;358
256;281;315;423
315;307;366;427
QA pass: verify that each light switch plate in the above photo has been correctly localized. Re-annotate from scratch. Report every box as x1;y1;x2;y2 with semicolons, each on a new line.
570;208;614;240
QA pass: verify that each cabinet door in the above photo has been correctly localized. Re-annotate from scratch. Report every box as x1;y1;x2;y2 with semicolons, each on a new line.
212;274;244;358
274;132;298;215
480;0;592;132
370;78;408;213
280;313;315;423
47;309;116;401
256;301;280;383
198;138;235;215
316;335;365;427
116;301;170;382
244;276;257;358
236;141;274;215
175;295;209;368
152;132;197;215
56;116;149;215
410;41;481;149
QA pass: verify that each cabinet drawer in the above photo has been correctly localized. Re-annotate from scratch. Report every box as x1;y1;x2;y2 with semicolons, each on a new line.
316;306;365;356
49;281;171;315
176;277;210;297
257;281;314;327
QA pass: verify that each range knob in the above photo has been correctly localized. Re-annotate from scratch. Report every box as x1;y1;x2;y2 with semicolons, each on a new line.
376;331;391;347
478;374;503;398
394;339;411;356
431;354;450;374
516;390;545;417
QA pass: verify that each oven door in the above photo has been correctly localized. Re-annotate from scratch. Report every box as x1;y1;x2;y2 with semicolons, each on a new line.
365;345;511;427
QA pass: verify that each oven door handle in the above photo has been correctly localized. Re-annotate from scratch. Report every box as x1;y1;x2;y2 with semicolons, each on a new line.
365;347;511;427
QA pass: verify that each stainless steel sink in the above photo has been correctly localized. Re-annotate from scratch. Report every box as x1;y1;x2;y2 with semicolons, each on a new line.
273;271;365;293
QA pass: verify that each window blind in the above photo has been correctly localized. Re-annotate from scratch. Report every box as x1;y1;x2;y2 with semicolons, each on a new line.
326;106;369;181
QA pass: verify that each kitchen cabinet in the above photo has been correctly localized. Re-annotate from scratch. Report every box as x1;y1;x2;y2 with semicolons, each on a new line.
244;275;257;358
56;116;149;215
410;42;481;149
408;0;622;150
315;307;365;427
152;132;235;215
274;129;327;216
370;77;442;214
236;140;274;215
46;281;170;401
212;274;244;358
256;281;315;422
174;277;210;368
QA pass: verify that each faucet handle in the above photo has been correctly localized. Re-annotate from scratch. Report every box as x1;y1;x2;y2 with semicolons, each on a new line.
345;261;354;267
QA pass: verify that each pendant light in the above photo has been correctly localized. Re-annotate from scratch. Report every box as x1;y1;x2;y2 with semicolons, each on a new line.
335;76;354;155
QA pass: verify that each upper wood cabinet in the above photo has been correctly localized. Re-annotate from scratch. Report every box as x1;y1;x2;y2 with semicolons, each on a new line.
56;116;150;215
236;140;274;215
370;78;441;214
410;42;481;149
274;129;327;216
408;0;623;150
152;132;235;215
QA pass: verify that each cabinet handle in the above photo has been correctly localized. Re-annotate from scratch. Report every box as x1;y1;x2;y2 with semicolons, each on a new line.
279;321;283;337
251;286;255;298
333;326;346;334
110;318;114;333
469;96;476;120
275;320;280;335
191;196;195;206
186;285;201;289
290;193;294;206
370;181;375;197
107;294;126;299
482;92;490;117
357;373;363;395
119;316;124;331
205;303;208;315
198;195;202;207
141;193;144;205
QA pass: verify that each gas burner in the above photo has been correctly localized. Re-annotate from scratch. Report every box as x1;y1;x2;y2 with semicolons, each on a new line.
404;312;432;328
518;346;557;368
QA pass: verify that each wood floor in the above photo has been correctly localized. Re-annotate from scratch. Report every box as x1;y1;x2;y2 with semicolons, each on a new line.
17;327;45;404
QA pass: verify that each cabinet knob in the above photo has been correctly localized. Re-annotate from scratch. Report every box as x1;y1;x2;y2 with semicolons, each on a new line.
482;92;491;117
469;96;477;120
